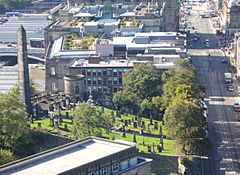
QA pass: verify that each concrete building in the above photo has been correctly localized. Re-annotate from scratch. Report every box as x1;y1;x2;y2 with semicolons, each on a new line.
95;39;114;57
0;137;152;175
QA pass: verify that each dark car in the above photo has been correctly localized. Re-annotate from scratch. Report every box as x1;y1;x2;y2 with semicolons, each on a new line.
221;59;227;64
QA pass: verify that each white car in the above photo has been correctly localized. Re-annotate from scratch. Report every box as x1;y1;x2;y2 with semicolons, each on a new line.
205;42;210;47
228;84;234;91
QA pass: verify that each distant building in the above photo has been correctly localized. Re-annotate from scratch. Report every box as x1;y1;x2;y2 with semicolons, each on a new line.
0;137;152;175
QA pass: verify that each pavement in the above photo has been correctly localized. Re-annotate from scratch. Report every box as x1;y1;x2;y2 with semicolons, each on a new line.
186;2;240;174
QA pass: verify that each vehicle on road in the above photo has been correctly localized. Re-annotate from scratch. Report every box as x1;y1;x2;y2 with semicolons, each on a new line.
227;84;234;91
233;102;240;112
224;72;232;83
205;42;210;47
221;59;227;64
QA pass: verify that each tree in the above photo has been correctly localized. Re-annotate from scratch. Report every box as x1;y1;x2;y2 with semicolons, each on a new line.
0;92;30;150
161;59;203;109
72;103;113;139
112;90;138;110
164;95;206;153
0;149;16;165
9;79;36;97
123;63;161;101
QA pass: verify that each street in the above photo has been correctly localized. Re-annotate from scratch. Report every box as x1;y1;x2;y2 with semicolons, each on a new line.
187;3;240;175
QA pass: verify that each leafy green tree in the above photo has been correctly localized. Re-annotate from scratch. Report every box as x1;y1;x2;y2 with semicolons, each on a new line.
123;63;161;101
0;149;16;165
72;103;113;139
161;59;202;109
112;90;138;110
9;79;36;97
164;95;206;153
0;92;30;150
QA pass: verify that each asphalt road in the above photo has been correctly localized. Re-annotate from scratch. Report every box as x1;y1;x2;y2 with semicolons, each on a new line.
187;3;240;175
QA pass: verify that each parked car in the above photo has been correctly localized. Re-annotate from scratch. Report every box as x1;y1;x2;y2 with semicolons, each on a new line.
233;103;240;112
221;59;227;64
228;84;234;91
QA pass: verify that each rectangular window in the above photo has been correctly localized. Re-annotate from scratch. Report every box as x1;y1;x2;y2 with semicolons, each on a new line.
108;78;112;85
50;67;56;75
51;82;56;91
82;70;86;76
92;69;97;76
98;70;102;76
103;70;107;76
87;78;91;85
98;78;102;85
92;78;97;85
113;69;118;76
112;163;119;173
107;69;112;76
87;70;91;76
98;87;102;92
113;87;118;93
88;172;95;175
113;78;118;85
119;78;122;85
100;167;107;175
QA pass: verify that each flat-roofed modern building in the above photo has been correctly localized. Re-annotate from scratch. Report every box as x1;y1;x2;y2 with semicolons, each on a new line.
0;137;152;175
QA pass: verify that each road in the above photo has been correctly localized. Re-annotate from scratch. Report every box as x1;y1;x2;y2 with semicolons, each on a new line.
187;3;240;175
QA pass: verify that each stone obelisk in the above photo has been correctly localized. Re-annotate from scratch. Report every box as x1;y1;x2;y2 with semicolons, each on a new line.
17;25;32;114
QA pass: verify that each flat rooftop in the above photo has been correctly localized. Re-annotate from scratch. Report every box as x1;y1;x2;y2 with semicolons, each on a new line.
0;138;136;175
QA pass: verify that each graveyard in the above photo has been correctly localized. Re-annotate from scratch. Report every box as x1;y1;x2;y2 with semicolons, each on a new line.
30;106;176;155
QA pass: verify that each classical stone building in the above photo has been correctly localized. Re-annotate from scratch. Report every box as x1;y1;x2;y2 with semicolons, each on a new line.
0;137;152;175
220;0;240;38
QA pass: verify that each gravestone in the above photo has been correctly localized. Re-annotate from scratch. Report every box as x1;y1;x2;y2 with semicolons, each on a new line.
128;119;131;125
122;132;126;138
71;117;74;124
133;133;136;143
147;146;151;153
154;122;158;130
142;137;145;146
148;124;151;133
150;115;153;125
50;118;54;126
66;112;69;119
131;118;135;123
124;120;128;127
64;124;68;131
37;122;41;128
133;122;138;128
30;114;34;124
157;145;162;152
137;117;141;126
111;111;114;117
152;142;155;153
141;121;145;128
112;116;116;124
59;116;63;125
139;129;144;135
112;134;115;140
106;128;110;135
101;106;104;114
135;116;137;121
55;120;59;129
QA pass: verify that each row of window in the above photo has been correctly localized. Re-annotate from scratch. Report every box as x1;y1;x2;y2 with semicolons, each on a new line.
81;68;129;77
88;163;119;175
85;77;122;85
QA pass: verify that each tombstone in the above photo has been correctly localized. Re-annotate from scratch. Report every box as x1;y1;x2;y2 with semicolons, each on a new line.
147;124;151;133
112;116;116;124
30;114;34;124
134;116;137;121
147;146;151;153
133;122;138;128
128;119;131;125
150;115;153;125
141;121;145;128
142;137;145;146
55;120;59;129
124;120;128;127
131;117;135;123
59;116;63;125
139;129;144;135
111;111;114;117
37;122;41;128
162;119;165;125
106;128;110;135
66;112;69;119
137;117;141;126
160;137;164;150
112;134;115;140
133;133;136;143
152;142;155;153
50;118;54;126
122;132;126;138
116;110;119;117
49;104;54;111
157;145;162;152
33;108;37;118
159;125;163;136
154;122;158;130
66;97;70;109
71;117;74;124
101;106;104;114
61;98;66;108
64;124;68;131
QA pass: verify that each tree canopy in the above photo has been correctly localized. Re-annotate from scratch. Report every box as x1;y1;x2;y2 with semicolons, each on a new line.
72;103;113;139
0;0;32;13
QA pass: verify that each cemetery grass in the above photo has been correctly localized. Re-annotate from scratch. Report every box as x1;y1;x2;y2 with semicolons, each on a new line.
30;107;176;155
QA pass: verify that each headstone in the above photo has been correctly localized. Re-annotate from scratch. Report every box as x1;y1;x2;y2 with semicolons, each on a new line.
101;106;104;114
66;112;69;119
71;117;74;124
112;116;116;124
147;146;151;153
162;119;165;125
133;133;136;143
64;124;68;131
49;104;54;111
154;122;158;130
66;97;70;109
159;125;163;136
59;116;63;125
30;114;34;124
150;115;153;125
142;137;145;146
37;122;41;128
139;129;144;135
141;121;145;128
55;120;59;129
131;117;135;123
157;145;162;152
112;134;115;140
106;128;110;135
148;124;151;133
50;118;54;126
133;122;138;128
122;132;126;138
137;117;141;126
111;111;114;117
128;119;131;125
135;116;137;121
152;142;155;153
124;120;128;127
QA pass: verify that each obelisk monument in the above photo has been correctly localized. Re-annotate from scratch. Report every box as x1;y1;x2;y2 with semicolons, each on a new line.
17;25;32;114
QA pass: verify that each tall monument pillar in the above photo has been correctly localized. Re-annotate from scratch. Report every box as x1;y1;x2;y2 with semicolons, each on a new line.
17;25;32;114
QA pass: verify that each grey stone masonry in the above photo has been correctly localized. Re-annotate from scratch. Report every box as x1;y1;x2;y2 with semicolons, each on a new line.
17;25;32;114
